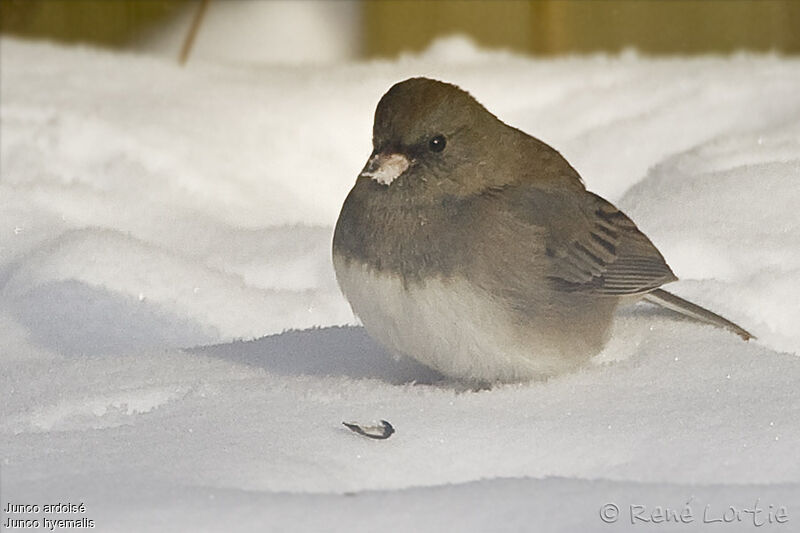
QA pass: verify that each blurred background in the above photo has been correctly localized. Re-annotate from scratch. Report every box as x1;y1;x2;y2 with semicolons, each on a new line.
2;0;800;64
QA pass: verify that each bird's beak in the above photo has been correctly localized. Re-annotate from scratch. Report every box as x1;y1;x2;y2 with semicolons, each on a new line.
358;152;410;186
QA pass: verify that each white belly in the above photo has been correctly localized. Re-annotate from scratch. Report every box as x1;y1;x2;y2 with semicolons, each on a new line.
333;256;589;383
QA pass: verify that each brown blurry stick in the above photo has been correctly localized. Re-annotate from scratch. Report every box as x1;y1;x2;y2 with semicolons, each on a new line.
179;0;210;65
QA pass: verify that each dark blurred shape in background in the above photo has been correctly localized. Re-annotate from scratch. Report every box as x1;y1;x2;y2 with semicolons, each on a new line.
2;0;800;62
0;0;187;47
364;0;800;56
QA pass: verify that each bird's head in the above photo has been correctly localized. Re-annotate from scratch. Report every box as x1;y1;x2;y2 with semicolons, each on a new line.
358;77;510;198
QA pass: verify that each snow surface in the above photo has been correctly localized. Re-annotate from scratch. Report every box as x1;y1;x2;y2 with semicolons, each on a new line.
138;0;361;65
2;36;800;531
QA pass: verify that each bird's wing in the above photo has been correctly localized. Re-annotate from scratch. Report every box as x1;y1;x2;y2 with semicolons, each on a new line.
482;186;676;296
547;192;677;295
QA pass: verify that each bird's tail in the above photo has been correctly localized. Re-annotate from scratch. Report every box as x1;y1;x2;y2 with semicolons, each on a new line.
644;288;754;341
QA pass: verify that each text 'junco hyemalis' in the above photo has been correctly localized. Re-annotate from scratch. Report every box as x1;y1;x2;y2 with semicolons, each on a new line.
333;77;752;384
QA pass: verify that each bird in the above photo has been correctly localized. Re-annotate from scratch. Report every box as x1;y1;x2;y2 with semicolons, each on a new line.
332;77;753;384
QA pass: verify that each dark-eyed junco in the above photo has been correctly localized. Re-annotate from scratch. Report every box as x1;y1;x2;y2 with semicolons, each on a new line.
333;77;752;384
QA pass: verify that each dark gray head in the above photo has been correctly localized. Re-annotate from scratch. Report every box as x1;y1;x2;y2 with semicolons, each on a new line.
359;77;515;198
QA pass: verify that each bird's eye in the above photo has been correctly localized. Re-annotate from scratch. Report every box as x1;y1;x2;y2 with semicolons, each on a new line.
428;135;446;153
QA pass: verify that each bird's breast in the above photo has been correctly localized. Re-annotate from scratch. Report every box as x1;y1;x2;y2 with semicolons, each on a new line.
332;186;473;283
332;253;594;383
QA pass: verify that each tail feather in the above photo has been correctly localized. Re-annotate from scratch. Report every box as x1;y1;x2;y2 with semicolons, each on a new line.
644;288;754;341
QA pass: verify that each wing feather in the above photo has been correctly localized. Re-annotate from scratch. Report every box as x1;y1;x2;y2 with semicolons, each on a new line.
480;186;676;296
548;193;677;295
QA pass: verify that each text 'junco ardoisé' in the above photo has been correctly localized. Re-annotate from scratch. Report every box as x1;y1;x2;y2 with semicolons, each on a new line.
333;77;752;384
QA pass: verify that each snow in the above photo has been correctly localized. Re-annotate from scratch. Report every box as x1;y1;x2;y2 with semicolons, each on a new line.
137;0;361;65
2;36;800;531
